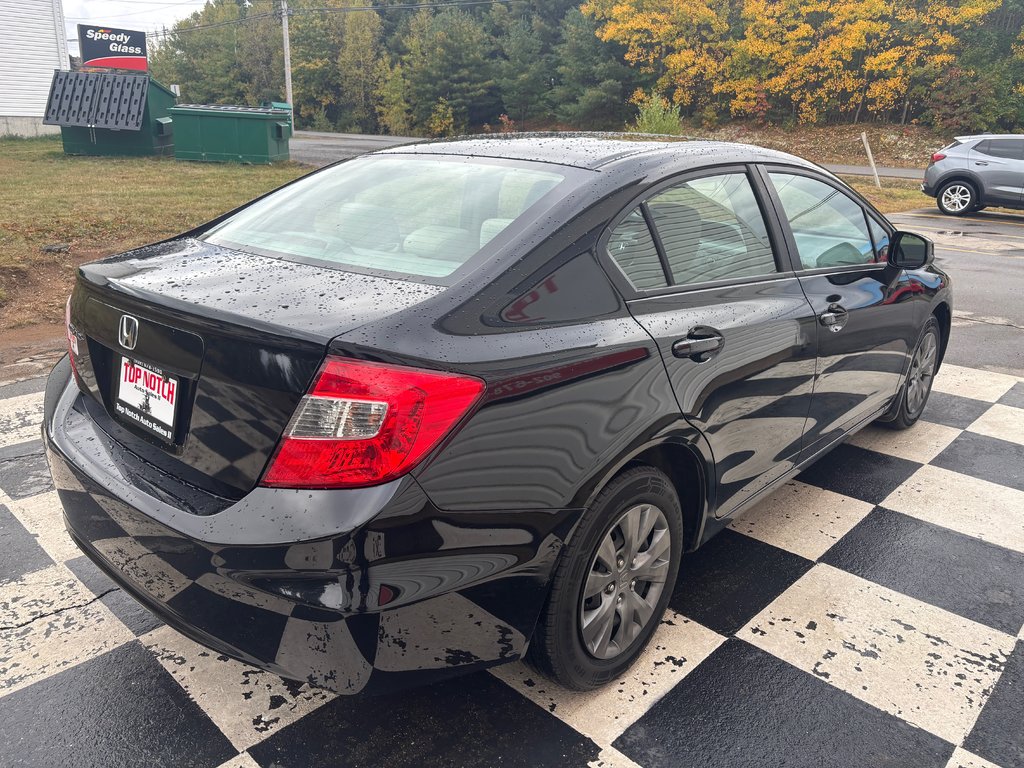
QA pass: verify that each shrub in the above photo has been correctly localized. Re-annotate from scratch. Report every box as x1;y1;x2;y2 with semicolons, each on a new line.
627;91;682;135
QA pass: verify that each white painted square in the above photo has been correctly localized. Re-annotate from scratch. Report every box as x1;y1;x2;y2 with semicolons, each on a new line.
932;365;1019;404
742;564;1015;745
847;421;961;464
143;624;335;752
945;746;1002;768
967;403;1024;447
0;564;132;698
492;612;724;745
881;465;1024;554
729;480;874;561
0;391;44;449
7;491;80;564
214;754;262;768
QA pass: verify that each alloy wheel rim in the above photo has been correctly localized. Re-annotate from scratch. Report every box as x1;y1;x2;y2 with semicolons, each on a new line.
941;185;971;212
579;503;671;660
907;331;937;415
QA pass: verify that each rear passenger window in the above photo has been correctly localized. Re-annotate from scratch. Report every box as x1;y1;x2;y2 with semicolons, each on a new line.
607;207;668;290
974;139;1024;160
647;173;777;286
769;173;876;270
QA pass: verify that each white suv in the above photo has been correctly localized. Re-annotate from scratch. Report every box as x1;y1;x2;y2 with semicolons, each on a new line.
922;134;1024;215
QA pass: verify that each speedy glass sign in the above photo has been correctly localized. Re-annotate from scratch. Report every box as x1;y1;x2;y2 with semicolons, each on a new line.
78;24;148;72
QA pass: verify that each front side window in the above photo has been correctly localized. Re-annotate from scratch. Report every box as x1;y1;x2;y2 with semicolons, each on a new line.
868;215;890;261
646;172;778;286
202;155;571;279
769;173;876;270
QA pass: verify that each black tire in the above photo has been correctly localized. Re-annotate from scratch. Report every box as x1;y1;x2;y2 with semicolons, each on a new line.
970;203;987;212
527;466;683;690
880;317;941;430
936;180;976;216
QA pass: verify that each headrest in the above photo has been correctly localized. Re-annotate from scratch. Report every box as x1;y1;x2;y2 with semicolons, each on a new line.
403;226;477;260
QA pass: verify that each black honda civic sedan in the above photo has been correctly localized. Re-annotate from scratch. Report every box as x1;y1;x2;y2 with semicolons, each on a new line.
45;135;950;694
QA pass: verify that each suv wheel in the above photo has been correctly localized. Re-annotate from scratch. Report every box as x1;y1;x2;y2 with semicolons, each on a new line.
937;181;976;215
527;466;682;690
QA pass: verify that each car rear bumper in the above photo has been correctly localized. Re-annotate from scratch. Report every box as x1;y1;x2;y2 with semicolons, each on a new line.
44;360;576;694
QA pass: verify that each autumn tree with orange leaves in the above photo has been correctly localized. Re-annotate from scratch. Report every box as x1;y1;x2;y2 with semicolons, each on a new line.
585;0;1003;125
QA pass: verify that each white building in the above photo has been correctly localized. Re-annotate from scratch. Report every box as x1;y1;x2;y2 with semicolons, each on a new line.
0;0;69;136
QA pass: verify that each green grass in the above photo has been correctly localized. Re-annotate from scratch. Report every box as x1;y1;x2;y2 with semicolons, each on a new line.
0;135;307;325
841;175;929;214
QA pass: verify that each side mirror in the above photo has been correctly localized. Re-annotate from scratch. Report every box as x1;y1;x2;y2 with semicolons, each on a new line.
888;231;934;269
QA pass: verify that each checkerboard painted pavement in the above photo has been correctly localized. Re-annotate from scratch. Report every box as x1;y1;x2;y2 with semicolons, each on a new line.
1;363;1022;768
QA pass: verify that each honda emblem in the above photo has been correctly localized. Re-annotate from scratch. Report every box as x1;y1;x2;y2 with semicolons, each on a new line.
118;314;139;351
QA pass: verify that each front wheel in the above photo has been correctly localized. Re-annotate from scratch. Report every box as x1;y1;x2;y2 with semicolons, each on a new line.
937;181;976;216
880;317;941;430
527;466;683;690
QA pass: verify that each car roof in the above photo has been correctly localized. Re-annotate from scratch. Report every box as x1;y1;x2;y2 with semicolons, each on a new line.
954;134;1024;142
376;132;821;172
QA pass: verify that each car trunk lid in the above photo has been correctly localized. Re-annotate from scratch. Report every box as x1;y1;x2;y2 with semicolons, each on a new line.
69;238;444;500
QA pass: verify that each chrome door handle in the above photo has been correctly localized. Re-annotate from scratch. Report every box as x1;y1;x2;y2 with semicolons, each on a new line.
672;331;724;361
819;304;849;333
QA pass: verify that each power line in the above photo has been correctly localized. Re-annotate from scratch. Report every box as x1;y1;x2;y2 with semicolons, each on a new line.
66;0;209;22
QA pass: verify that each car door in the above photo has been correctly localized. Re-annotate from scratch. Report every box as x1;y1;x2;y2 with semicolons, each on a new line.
969;138;1024;206
603;166;818;518
759;167;916;459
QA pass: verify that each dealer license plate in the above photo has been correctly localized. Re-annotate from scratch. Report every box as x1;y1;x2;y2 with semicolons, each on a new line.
115;356;178;442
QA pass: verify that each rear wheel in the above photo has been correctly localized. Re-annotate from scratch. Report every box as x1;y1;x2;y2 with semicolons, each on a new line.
880;317;940;430
527;466;682;690
937;181;976;216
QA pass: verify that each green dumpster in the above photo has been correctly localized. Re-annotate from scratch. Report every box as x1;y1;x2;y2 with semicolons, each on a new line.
169;104;292;164
43;71;177;157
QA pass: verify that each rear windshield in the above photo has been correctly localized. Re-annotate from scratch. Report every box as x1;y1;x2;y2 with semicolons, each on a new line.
201;154;572;280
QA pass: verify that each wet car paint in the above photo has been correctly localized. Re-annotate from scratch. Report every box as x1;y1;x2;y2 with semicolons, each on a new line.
45;136;952;695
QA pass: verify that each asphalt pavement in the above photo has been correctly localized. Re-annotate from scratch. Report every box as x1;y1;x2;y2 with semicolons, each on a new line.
889;209;1024;377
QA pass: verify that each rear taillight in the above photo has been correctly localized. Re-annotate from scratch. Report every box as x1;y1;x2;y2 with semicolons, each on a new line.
65;296;79;376
260;357;485;489
930;152;946;163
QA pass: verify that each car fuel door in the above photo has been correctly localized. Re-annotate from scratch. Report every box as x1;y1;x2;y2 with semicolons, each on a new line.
604;168;817;518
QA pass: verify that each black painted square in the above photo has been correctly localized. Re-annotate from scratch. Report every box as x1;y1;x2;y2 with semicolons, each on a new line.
822;507;1024;635
613;638;953;768
0;451;54;500
965;639;1024;768
66;555;163;636
796;443;921;505
0;503;53;583
0;641;235;768
921;390;992;430
931;431;1024;492
669;529;813;635
0;438;44;463
249;671;601;768
997;382;1024;410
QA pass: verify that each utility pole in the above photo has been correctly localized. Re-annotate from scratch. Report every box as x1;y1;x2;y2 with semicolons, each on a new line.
278;0;294;121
